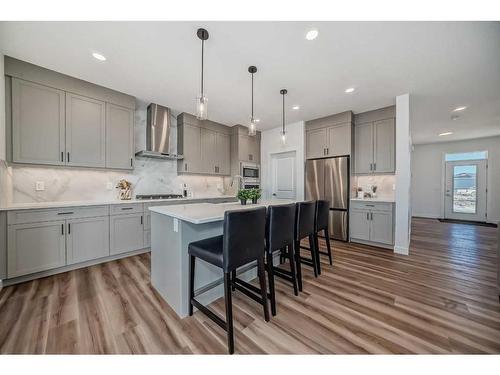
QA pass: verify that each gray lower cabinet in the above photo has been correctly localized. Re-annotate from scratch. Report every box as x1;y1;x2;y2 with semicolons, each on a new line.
66;216;109;265
7;220;66;278
11;78;66;165
350;202;394;247
106;103;135;169
109;213;144;255
66;93;106;167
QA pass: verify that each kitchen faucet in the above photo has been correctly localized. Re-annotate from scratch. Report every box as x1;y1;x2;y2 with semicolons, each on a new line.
230;175;244;190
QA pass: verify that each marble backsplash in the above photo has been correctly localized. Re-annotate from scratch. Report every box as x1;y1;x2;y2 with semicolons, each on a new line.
0;103;230;205
354;175;395;199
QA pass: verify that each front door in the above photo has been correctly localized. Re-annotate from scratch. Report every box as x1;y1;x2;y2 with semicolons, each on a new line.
444;160;487;221
271;151;296;199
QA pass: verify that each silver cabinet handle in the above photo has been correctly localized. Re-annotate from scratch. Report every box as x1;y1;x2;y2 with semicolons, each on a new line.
57;212;74;215
366;212;369;220
373;162;376;171
369;163;373;171
67;152;70;163
184;163;188;171
61;224;64;235
121;207;133;210
61;151;64;162
370;212;373;220
68;223;71;235
326;147;329;155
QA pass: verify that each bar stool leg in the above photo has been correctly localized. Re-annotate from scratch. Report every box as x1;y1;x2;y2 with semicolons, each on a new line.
257;258;270;322
287;244;299;296
266;252;277;315
223;272;234;354
309;235;319;277
188;255;195;316
294;241;303;292
313;233;322;275
325;228;333;265
231;270;236;291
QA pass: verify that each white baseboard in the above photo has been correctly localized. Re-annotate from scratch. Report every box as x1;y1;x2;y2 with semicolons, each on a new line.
412;213;441;219
394;245;409;255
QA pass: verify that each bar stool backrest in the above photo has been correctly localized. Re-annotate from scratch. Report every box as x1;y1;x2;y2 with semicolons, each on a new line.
295;201;316;241
266;203;296;253
223;207;267;271
315;200;330;231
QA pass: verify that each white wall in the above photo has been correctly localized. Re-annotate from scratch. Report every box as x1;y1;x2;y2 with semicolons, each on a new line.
394;94;411;255
412;136;500;223
0;53;5;161
260;121;305;201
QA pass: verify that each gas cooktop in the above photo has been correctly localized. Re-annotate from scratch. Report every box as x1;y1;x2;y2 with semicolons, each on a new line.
135;194;184;200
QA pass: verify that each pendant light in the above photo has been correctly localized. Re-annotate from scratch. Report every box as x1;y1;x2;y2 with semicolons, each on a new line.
196;28;209;120
280;89;288;145
248;66;257;136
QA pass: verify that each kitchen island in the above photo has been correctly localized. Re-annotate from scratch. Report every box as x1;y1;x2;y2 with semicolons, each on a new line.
149;200;294;318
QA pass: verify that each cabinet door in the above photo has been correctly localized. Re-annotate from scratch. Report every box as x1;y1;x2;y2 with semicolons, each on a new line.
306;128;328;159
66;217;109;265
370;211;393;245
247;135;260;163
7;221;66;278
106;103;134;169
216;132;231;175
327;123;351;156
238;134;251;162
349;209;370;241
66;93;106;167
354;122;373;174
109;213;144;255
11;78;65;165
201;128;217;174
181;124;202;173
373;118;395;173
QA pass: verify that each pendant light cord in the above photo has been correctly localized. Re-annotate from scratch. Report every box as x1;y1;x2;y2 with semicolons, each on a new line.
201;39;204;95
251;73;254;119
282;92;285;133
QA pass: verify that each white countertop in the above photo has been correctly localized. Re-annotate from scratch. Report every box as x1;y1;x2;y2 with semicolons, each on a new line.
149;200;295;225
350;197;395;203
0;195;237;211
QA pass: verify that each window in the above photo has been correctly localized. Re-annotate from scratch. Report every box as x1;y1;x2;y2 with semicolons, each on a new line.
452;165;477;214
445;151;488;162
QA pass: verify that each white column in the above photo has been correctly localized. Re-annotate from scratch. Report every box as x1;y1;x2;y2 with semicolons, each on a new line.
394;94;411;255
0;53;5;161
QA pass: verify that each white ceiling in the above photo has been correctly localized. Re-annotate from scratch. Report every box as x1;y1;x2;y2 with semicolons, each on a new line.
1;21;499;144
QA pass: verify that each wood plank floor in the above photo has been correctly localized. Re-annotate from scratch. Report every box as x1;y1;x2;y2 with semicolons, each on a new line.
0;217;499;354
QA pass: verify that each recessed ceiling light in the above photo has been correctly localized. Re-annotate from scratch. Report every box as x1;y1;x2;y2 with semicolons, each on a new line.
345;87;355;93
451;115;460;121
305;29;319;41
92;52;106;61
453;106;467;112
292;105;300;110
439;132;453;136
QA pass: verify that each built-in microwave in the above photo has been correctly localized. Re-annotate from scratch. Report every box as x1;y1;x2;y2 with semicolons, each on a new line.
241;163;260;179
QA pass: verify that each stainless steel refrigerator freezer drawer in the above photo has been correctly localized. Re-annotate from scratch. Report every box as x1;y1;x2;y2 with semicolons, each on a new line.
328;210;348;241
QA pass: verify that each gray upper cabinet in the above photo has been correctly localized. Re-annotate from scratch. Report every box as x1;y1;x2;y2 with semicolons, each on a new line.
66;93;106;167
305;112;353;160
6;57;136;170
11;78;66;165
353;106;395;175
216;132;231;175
177;113;232;175
238;134;260;163
373;118;395;173
354;122;373;174
105;103;134;169
179;123;202;173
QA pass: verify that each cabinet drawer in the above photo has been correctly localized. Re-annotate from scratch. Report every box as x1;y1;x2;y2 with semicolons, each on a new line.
110;203;143;215
351;201;393;212
7;205;109;225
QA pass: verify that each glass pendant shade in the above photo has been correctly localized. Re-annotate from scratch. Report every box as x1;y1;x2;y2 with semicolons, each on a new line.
196;95;208;120
280;130;287;146
249;118;257;136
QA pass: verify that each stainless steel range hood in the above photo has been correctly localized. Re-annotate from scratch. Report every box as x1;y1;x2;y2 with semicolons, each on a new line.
135;103;183;160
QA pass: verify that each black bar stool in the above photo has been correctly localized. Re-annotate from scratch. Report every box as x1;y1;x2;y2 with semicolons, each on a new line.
315;200;333;266
188;207;269;354
264;203;299;316
295;201;320;286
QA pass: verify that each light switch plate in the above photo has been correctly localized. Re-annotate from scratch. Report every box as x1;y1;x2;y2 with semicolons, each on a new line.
35;181;45;191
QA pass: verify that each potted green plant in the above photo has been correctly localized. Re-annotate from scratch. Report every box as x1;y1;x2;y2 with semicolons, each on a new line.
249;188;262;204
237;189;251;205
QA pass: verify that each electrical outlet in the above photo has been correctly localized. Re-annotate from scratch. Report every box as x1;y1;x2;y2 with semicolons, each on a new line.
106;182;114;190
392;184;396;190
35;181;45;191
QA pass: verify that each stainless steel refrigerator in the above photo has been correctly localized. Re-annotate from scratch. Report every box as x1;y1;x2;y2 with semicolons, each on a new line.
305;156;349;241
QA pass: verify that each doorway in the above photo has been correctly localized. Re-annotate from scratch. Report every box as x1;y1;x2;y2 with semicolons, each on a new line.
444;158;487;222
271;151;296;199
